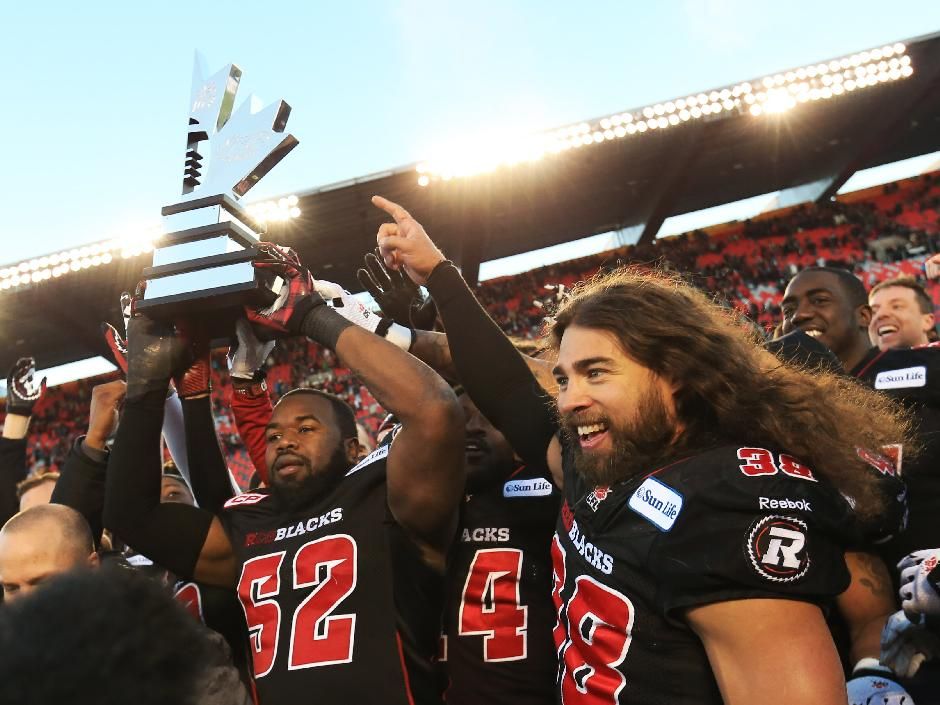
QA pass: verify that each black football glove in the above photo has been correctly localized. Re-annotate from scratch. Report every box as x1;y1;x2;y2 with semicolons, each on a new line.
6;357;46;416
125;285;193;402
357;251;437;330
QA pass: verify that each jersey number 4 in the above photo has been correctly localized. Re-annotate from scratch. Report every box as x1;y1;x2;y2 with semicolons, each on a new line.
236;534;357;678
552;536;635;704
458;548;528;662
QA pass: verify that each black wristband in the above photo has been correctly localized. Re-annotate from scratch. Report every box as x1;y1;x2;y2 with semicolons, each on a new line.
299;303;355;350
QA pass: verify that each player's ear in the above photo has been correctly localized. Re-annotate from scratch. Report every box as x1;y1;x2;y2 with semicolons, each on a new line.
87;551;100;569
343;437;362;464
923;312;936;335
855;303;872;329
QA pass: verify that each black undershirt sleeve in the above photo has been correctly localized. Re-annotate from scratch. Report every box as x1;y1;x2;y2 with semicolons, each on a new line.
181;396;235;514
425;261;558;470
0;437;27;527
50;438;108;548
103;390;215;580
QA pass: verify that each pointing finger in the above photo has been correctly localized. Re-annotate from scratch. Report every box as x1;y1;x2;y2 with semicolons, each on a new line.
372;195;412;224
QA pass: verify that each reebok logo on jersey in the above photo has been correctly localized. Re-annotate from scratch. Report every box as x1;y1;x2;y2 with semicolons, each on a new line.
345;444;389;477
502;478;553;498
758;497;812;512
874;366;926;390
628;477;683;532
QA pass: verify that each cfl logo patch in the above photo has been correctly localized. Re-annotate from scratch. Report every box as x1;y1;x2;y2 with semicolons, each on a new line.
746;515;810;583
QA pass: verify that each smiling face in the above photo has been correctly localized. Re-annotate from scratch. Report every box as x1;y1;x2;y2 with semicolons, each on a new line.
264;393;358;510
780;270;871;366
552;325;679;486
869;285;934;350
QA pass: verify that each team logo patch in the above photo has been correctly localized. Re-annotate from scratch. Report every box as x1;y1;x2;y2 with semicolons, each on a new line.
502;478;553;498
586;486;611;511
223;492;269;509
627;477;683;531
746;515;810;582
874;366;926;390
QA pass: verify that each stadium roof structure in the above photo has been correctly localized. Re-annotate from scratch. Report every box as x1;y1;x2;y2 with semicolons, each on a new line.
3;32;940;371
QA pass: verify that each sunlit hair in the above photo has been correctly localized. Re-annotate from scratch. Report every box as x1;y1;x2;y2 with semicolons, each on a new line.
549;266;916;521
869;275;934;315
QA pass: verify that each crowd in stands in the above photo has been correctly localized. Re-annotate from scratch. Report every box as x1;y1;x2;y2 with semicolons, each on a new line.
8;171;940;490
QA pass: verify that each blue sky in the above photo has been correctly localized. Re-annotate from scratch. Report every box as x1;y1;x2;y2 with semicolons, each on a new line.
2;0;939;267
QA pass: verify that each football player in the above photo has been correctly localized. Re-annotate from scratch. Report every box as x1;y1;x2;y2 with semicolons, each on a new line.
370;195;914;705
103;250;465;705
781;267;940;565
869;276;936;351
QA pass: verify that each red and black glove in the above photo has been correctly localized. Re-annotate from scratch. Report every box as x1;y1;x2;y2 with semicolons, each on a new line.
102;291;134;374
6;357;46;417
245;243;323;340
172;321;211;400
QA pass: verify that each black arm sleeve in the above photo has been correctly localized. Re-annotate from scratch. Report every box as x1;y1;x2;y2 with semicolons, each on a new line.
425;261;558;469
0;436;27;526
103;390;215;579
50;438;108;548
181;396;235;514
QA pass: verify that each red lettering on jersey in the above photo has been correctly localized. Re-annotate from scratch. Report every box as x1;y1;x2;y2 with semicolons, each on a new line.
558;576;634;704
289;535;357;669
551;535;567;655
225;492;269;509
458;548;527;662
238;552;285;678
738;448;817;482
174;582;203;623
737;448;777;476
561;501;575;531
856;447;897;476
778;454;817;482
235;536;359;678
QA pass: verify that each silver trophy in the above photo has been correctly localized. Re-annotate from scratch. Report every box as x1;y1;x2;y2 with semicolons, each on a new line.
136;52;299;335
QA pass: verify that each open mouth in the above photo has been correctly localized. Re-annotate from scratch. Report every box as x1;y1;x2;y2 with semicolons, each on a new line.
576;422;609;450
876;324;898;337
802;328;823;339
464;438;489;457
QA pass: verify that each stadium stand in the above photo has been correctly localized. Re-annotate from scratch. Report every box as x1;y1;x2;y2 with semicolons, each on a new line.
6;170;939;489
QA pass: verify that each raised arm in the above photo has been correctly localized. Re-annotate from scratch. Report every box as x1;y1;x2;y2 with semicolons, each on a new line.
246;245;465;557
174;326;236;512
103;312;236;587
0;357;45;524
228;317;276;484
50;379;126;546
372;196;562;484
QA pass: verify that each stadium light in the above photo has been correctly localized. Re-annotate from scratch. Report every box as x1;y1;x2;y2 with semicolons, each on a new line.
245;194;302;224
415;41;914;185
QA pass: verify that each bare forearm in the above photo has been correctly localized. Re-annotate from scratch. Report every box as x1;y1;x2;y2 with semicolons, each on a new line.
2;414;29;440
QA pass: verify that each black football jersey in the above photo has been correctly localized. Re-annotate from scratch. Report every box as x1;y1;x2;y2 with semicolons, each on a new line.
442;466;560;705
552;441;854;704
219;443;444;705
853;345;940;561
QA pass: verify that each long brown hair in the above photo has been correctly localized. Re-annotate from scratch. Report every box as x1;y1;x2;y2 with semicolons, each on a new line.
550;267;915;521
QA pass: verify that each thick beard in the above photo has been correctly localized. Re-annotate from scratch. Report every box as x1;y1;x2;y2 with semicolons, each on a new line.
562;386;679;488
270;444;350;513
